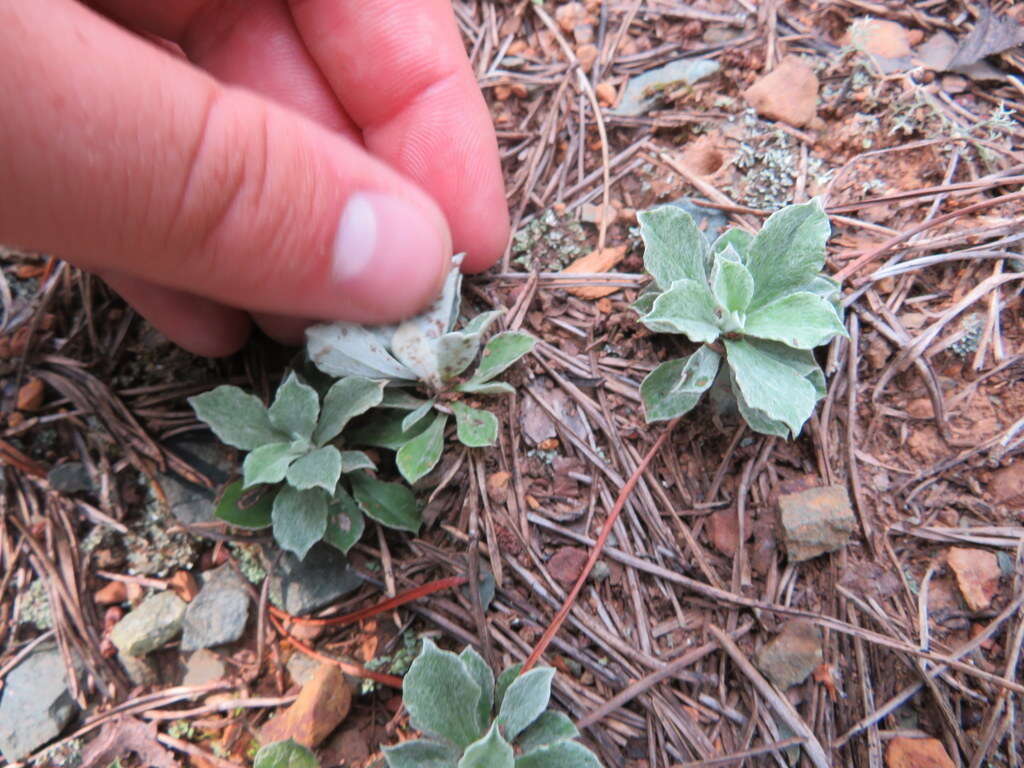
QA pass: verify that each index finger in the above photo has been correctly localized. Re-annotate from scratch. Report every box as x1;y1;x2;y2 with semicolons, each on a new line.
287;0;509;272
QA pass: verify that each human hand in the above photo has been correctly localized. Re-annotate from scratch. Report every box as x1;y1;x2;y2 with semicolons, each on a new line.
0;0;509;356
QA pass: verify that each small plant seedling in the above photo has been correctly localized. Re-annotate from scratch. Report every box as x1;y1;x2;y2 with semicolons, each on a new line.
633;199;847;438
189;372;418;559
383;640;603;768
306;256;535;484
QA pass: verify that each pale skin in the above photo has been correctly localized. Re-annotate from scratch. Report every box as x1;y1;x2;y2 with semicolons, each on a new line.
0;0;509;356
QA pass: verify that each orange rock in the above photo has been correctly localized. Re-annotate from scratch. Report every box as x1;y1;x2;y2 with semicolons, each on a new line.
947;547;1001;611
94;580;128;605
486;471;511;504
743;55;819;128
885;736;955;768
261;663;352;749
17;378;45;411
844;19;914;58
555;2;588;33
168;570;200;602
576;43;598;72
989;462;1024;505
595;81;617;106
560;246;627;299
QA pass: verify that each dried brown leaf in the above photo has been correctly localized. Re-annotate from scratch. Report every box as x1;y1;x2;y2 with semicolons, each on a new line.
80;717;177;768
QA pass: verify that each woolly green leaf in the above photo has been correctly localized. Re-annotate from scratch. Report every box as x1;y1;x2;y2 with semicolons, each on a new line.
710;246;755;314
466;332;535;385
253;739;319;768
242;441;303;488
639;345;720;423
272;486;328;560
728;367;790;439
269;373;320;442
514;740;603;768
459;646;495;732
403;638;484;748
743;292;848;349
396;412;447;484
380;389;431;410
350;473;420;533
383;740;459;768
630;287;660;317
724;338;820;438
459;724;514;768
451;402;499;447
286;445;342;494
637;205;709;290
402;400;436;433
346;410;432;451
339;450;376;473
711;227;754;259
640;278;722;343
517;711;580;754
495;664;523;710
744;198;831;310
496;667;555;742
189;386;282;451
437;310;504;382
322;486;365;555
314;376;385;446
306;321;415;380
456;380;516;396
214;480;273;529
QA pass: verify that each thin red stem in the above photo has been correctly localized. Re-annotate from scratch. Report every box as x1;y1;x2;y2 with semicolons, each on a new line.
269;575;468;627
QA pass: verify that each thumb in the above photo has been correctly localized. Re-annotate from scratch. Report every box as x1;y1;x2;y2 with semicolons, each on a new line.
0;1;451;325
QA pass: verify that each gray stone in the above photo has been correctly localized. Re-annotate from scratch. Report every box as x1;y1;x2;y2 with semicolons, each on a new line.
286;653;321;687
161;438;235;525
110;591;187;656
181;566;251;651
118;651;158;687
183;649;227;686
47;462;93;493
778;485;857;562
613;57;719;116
755;620;823;689
0;644;80;762
268;543;362;616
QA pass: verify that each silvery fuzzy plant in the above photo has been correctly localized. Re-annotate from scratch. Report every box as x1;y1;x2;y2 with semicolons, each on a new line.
190;371;418;559
383;640;603;768
306;255;535;485
634;199;847;438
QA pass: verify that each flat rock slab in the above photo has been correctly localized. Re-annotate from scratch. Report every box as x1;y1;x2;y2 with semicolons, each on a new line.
755;620;823;689
183;649;227;686
743;55;819;127
110;590;187;656
181;565;251;651
268;544;362;616
261;663;352;749
778;484;857;561
0;644;80;762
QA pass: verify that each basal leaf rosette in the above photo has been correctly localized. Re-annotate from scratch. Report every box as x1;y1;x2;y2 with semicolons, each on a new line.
189;373;418;559
383;640;603;768
633;199;847;438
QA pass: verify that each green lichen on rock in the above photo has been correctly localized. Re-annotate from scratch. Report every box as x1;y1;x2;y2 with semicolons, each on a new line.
512;209;588;271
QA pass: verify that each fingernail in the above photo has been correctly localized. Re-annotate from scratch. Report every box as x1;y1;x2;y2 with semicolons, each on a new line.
331;192;450;320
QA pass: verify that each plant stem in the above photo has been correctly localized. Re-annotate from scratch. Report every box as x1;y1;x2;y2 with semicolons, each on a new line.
521;419;680;674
